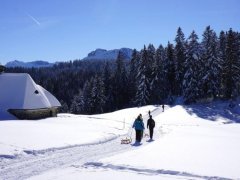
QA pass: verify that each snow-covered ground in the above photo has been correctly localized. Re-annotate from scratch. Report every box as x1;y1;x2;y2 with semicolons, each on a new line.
0;102;240;180
0;106;155;158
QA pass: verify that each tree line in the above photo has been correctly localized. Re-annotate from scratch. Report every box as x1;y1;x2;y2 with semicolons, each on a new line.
6;26;240;114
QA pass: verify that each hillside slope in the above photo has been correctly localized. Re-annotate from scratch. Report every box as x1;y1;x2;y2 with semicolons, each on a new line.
0;103;240;179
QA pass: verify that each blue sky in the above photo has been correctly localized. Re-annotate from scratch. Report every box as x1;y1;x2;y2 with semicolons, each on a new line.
0;0;239;64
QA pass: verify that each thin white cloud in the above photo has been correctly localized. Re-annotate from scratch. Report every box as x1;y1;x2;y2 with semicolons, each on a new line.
25;12;41;27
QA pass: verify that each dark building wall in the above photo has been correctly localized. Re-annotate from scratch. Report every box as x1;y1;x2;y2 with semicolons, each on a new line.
0;65;5;73
8;107;59;120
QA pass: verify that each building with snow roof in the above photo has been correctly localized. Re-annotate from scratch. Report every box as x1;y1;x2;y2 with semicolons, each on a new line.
0;73;61;119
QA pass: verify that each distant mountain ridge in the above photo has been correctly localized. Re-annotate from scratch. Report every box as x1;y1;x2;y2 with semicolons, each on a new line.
83;48;133;61
5;60;54;68
5;48;133;68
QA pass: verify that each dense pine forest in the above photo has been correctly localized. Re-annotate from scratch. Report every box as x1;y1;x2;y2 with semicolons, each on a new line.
6;26;240;114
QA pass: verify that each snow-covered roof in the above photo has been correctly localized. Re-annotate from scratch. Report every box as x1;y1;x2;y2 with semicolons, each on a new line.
0;73;61;110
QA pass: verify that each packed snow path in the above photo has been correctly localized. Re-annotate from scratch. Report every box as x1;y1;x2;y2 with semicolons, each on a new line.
0;107;163;180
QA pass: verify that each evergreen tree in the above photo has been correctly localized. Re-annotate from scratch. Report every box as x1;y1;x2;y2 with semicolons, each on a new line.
82;80;94;113
129;49;140;105
166;42;177;97
175;27;186;95
146;44;156;79
150;45;167;103
237;32;240;96
70;90;84;114
103;62;111;97
59;100;69;113
112;52;129;109
90;76;106;114
183;31;202;103
147;44;156;96
219;31;227;96
201;26;221;99
134;45;150;106
223;29;240;98
103;62;114;112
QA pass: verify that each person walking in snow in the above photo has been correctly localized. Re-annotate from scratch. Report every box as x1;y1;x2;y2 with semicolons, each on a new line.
147;115;155;140
162;104;165;112
132;114;145;143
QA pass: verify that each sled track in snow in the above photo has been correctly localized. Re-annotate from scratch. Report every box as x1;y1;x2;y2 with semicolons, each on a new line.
0;108;163;180
0;135;132;180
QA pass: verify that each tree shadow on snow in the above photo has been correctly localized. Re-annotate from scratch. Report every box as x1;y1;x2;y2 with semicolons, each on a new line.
182;101;240;123
84;162;231;180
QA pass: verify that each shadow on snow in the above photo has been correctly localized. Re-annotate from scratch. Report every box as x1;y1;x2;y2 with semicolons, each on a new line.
182;101;240;123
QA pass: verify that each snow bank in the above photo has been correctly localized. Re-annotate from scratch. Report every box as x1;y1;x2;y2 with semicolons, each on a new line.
90;105;156;124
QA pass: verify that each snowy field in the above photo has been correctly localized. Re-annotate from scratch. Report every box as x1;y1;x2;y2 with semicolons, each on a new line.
0;106;155;157
0;102;240;179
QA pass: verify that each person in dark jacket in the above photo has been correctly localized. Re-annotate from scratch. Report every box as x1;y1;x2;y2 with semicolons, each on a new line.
132;114;145;142
147;115;155;140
